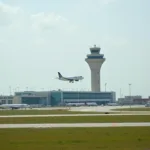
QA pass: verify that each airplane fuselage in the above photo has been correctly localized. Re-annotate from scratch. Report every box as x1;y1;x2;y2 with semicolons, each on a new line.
0;104;30;110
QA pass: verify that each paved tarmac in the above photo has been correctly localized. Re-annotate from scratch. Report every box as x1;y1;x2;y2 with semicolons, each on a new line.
31;105;146;112
69;105;146;112
0;122;150;128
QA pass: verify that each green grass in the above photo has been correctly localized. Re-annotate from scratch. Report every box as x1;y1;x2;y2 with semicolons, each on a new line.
1;115;150;124
0;127;150;150
111;107;150;111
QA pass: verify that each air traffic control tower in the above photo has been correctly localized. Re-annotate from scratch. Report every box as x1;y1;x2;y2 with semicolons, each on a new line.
85;45;105;92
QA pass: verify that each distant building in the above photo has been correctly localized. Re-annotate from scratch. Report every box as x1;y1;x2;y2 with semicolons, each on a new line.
0;95;14;104
13;90;116;106
118;95;142;105
118;95;150;105
133;98;150;105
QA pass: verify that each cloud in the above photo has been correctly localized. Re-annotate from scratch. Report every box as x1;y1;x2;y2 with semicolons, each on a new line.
0;1;79;51
31;12;66;31
0;2;78;34
0;2;22;26
0;2;20;14
31;12;78;36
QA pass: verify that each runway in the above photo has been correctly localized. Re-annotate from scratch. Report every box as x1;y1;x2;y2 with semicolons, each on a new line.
69;105;147;112
33;105;147;112
0;122;150;128
0;113;150;118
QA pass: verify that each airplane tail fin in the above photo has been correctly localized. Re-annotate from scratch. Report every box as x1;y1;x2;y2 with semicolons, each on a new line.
58;72;63;78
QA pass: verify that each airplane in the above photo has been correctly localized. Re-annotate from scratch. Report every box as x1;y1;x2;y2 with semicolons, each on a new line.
0;104;30;110
57;72;84;83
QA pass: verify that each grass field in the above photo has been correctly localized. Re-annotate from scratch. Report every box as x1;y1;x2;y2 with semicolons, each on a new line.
0;109;108;115
0;115;150;124
0;127;150;150
111;107;150;111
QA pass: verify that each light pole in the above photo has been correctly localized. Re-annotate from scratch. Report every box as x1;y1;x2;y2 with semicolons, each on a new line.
61;90;64;106
129;84;132;108
26;87;28;91
105;83;107;92
9;86;11;95
120;88;122;98
16;87;19;92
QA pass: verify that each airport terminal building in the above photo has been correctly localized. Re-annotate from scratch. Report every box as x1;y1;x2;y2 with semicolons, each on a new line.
13;90;116;106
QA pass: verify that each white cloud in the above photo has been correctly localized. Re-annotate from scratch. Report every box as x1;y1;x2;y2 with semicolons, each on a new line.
0;2;22;26
31;12;78;35
0;2;78;49
31;12;67;31
0;2;20;14
0;2;77;31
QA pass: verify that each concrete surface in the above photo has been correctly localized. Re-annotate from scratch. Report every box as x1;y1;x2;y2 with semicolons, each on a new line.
0;122;150;128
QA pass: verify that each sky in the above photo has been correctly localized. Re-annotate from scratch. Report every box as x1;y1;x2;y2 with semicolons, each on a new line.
0;0;150;99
